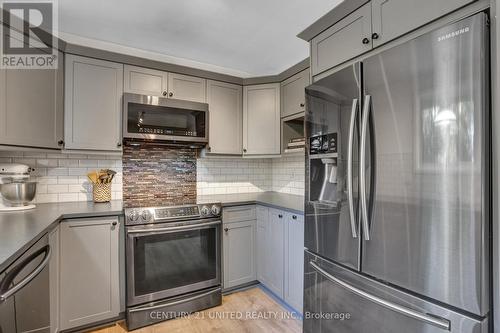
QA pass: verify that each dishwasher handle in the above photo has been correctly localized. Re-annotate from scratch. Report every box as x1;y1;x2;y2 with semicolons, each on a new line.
0;244;51;302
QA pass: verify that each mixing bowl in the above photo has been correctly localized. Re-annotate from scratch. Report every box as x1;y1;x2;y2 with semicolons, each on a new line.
0;181;37;206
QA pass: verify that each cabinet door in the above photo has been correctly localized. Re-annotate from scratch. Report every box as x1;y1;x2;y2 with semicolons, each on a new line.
0;51;63;149
59;218;120;330
311;2;372;76
243;84;280;155
123;65;168;97
256;206;270;285
267;208;285;298
281;68;310;118
284;213;304;313
371;0;474;48
64;55;123;151
223;220;256;289
206;80;243;154
49;227;60;333
167;73;206;103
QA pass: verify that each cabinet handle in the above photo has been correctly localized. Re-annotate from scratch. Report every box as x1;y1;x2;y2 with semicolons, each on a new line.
278;214;283;219
57;140;64;146
292;215;297;220
362;38;370;45
372;33;379;40
169;92;174;97
224;228;229;232
300;103;305;107
162;91;168;97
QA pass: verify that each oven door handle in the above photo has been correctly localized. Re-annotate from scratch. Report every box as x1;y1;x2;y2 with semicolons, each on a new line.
127;220;221;234
128;287;222;313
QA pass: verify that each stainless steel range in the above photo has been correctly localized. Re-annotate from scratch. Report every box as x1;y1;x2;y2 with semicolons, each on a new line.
125;203;222;330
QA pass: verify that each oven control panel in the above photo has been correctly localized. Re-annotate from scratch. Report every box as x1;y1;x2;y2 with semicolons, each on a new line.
125;203;221;225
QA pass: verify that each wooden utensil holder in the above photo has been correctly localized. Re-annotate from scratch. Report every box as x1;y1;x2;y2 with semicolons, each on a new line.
93;183;111;203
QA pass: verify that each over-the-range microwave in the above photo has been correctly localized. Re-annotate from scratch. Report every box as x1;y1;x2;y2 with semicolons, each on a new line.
123;93;209;145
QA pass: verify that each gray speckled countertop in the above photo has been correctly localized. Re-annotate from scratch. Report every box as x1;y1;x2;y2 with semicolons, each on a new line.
198;191;304;214
0;200;123;272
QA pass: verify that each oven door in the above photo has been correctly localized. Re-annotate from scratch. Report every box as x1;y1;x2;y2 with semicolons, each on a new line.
126;219;221;306
123;93;208;143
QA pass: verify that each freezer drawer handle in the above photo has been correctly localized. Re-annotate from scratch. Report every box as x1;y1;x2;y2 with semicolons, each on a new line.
359;95;371;240
129;287;222;313
309;261;451;331
347;98;359;238
0;245;52;303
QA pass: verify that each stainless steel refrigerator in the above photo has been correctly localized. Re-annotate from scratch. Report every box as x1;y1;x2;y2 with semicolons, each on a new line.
303;12;490;333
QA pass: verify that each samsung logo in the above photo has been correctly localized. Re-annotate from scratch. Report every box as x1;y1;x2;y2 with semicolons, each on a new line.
437;27;470;42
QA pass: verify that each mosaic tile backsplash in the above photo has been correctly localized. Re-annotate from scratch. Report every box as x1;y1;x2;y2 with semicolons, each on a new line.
122;144;197;207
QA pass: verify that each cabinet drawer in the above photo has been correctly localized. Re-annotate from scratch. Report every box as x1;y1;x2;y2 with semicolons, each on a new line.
311;2;372;76
223;205;256;223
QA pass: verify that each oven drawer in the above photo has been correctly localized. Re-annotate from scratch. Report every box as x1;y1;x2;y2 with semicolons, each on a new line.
222;205;256;224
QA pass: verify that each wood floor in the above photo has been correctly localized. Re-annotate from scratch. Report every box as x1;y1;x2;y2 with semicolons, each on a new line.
90;287;302;333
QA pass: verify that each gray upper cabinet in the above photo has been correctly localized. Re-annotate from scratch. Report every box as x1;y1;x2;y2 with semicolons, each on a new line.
311;2;372;76
243;83;281;156
64;55;123;151
0;51;63;149
124;65;167;97
371;0;474;47
206;80;243;155
59;217;120;331
168;73;206;103
281;68;310;118
284;213;304;313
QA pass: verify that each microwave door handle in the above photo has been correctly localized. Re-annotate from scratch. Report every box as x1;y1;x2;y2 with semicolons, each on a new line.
347;98;358;238
360;95;371;241
0;245;51;302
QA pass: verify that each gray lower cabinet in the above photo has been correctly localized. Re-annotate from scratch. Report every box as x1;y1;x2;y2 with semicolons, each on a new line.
311;2;372;76
223;220;256;289
281;68;310;118
0;51;63;149
222;205;256;289
371;0;474;48
64;55;123;151
256;206;270;286
206;80;243;155
48;227;60;333
267;208;285;298
283;213;304;313
59;217;120;330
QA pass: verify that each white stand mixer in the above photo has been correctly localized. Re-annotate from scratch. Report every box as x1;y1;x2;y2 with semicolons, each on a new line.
0;163;36;211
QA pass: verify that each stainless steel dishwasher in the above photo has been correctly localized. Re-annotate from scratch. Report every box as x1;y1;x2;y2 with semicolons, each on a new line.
0;234;51;333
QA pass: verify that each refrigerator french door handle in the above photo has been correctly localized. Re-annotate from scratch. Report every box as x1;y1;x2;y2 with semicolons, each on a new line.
347;98;358;238
359;95;371;241
309;261;451;331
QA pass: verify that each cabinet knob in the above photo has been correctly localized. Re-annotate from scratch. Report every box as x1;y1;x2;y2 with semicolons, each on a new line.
207;146;212;152
362;37;370;45
224;228;229;232
117;142;122;147
243;148;247;153
292;215;297;220
278;214;283;219
162;91;167;96
168;92;174;97
57;140;64;146
372;33;379;40
300;103;305;107
112;221;117;226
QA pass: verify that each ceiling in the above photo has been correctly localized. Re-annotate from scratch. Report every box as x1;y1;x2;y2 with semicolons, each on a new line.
57;0;343;77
